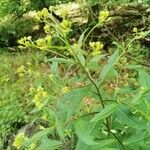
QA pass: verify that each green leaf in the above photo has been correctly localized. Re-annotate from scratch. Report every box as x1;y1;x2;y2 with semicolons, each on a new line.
74;119;97;145
58;86;89;121
78;28;89;48
36;138;62;150
123;132;150;145
90;139;116;149
98;49;120;85
75;138;116;150
77;51;86;66
91;104;119;122
24;127;55;146
75;139;90;150
44;109;65;140
116;106;146;129
51;61;59;76
138;70;150;89
86;54;106;71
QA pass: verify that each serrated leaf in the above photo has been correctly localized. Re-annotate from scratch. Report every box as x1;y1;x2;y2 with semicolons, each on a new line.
99;49;120;85
74;119;97;145
91;104;119;122
58;86;89;121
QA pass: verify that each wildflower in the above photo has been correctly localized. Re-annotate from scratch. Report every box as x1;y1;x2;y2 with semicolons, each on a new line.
68;43;78;54
99;10;110;23
17;65;25;73
60;7;68;18
89;41;103;55
36;38;45;47
33;86;48;109
62;86;70;94
60;19;72;34
26;36;32;41
44;24;50;33
38;8;49;18
13;132;26;149
17;65;26;78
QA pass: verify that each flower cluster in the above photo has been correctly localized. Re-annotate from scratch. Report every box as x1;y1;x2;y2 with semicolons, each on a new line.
13;132;27;149
99;10;110;23
44;24;51;33
33;86;48;109
17;65;26;78
18;36;33;49
89;41;103;55
36;8;49;21
61;86;70;94
36;35;52;50
60;19;72;35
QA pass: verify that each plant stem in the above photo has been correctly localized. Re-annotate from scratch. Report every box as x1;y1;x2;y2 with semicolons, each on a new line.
72;50;113;136
111;132;124;150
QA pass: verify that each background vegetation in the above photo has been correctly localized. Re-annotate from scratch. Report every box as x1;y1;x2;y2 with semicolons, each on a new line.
0;0;150;150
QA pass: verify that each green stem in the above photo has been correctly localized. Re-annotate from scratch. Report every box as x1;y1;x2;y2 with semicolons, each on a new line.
83;23;100;45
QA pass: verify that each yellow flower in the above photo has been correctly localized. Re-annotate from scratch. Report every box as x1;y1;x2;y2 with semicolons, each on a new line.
38;8;49;18
60;7;68;18
89;41;103;55
99;10;110;23
13;132;26;149
33;87;48;109
44;25;50;33
17;65;25;73
62;86;70;94
60;19;72;34
68;43;78;54
36;38;45;47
